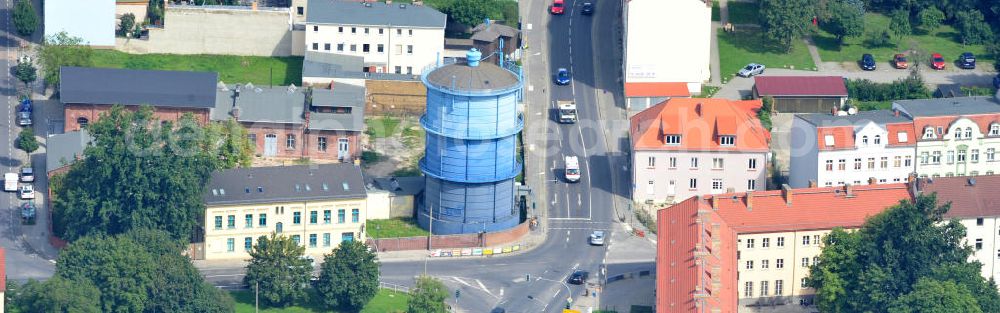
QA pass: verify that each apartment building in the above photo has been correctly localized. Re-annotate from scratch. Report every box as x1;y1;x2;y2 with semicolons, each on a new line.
304;0;446;75
790;110;916;188
630;98;770;204
656;183;912;313
201;164;367;260
893;97;1000;178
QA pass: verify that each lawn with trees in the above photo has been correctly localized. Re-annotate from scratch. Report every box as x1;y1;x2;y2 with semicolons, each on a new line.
36;32;95;87
91;50;304;86
717;29;815;81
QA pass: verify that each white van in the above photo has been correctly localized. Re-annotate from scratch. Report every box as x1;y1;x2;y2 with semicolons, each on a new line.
4;173;18;192
565;156;580;182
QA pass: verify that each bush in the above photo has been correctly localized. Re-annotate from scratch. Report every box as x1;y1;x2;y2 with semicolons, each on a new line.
888;9;911;37
846;74;931;102
16;128;38;153
12;0;37;37
917;7;944;33
954;11;993;45
635;209;657;234
758;97;773;131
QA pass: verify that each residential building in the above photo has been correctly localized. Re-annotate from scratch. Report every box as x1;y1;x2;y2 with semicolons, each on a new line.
45;130;93;177
212;83;365;161
752;76;848;113
201;164;367;260
469;20;519;64
630;98;770;204
116;0;148;26
45;0;115;47
656;183;912;313
60;67;218;132
367;176;424;219
304;0;446;75
623;0;710;110
893;97;1000;178
790;110;916;188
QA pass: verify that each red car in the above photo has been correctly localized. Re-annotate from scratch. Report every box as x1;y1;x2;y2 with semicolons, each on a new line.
892;54;908;69
550;0;565;14
930;53;946;70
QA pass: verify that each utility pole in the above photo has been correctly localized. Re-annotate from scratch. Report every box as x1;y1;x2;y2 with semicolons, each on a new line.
255;281;259;313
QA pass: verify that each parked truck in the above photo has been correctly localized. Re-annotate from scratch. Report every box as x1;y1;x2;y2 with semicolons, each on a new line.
557;101;577;124
4;173;18;192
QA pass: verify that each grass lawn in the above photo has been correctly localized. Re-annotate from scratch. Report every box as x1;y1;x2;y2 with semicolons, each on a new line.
367;218;429;239
726;2;759;25
695;85;721;98
365;116;402;139
91;50;303;86
813;13;992;67
400;121;425;149
718;29;816;83
231;288;409;313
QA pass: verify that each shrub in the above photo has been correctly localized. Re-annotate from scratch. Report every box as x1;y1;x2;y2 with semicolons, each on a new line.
846;74;931;102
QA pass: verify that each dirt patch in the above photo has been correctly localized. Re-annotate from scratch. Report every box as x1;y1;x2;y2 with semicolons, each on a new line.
362;116;425;177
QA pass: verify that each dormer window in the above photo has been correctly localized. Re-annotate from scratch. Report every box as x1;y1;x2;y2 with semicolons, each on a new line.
923;127;936;139
954;128;962;139
824;135;835;147
719;135;735;146
874;135;881;145
897;132;908;143
991;123;1000;136
861;135;868;145
965;127;973;139
665;135;681;145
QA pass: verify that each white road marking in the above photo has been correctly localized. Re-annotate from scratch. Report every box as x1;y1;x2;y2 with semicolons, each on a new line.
476;279;494;297
452;276;472;287
526;23;532;30
548;217;591;221
577;194;582;206
528;85;534;91
549;227;610;231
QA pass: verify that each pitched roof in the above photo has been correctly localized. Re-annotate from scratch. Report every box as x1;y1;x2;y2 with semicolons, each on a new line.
815;126;855;150
306;0;446;28
213;85;306;124
309;86;366;131
796;110;910;126
797;111;917;150
910;115;1000;142
204;164;367;206
894;97;1000;117
45;130;93;172
60;67;218;109
754;76;847;97
470;22;518;42
624;82;690;98
886;122;916;147
370;176;425;196
630;98;770;152
302;51;365;79
915;176;1000;219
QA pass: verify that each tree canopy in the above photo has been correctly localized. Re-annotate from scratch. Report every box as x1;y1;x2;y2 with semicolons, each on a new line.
244;233;313;307
822;0;866;42
10;277;102;313
440;0;502;27
12;0;37;37
316;240;381;311
36;32;94;86
807;194;1000;313
759;0;815;51
14;61;36;87
408;276;449;313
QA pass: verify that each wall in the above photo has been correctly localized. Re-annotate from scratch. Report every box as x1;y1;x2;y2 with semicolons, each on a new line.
770;97;845;114
788;117;820;188
303;23;444;75
116;3;149;26
366;80;427;114
632;150;768;204
243;123;361;161
737;230;827;309
116;6;294;57
64;104;209;132
368;221;529;252
915;117;1000;177
962;217;1000;286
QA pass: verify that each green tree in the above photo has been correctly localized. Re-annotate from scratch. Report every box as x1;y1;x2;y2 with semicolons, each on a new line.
822;0;865;43
12;0;37;37
15;61;36;87
316;240;380;311
14;277;102;313
119;13;136;37
888;278;982;313
206;118;254;169
442;0;501;27
954;10;993;45
244;233;312;307
36;32;94;86
16;128;38;153
889;9;912;37
760;0;815;51
408;276;449;313
757;97;773;131
147;0;164;25
916;7;944;33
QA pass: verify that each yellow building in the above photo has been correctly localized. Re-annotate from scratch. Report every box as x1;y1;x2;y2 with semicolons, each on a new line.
202;164;367;260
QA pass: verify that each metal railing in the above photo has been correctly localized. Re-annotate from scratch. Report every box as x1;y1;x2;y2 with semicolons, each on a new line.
379;281;411;294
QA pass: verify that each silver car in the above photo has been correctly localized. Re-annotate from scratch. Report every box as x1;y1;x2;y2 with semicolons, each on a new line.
589;230;605;245
737;63;765;77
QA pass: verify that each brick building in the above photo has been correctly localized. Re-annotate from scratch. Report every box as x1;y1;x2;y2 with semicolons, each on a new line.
60;67;218;132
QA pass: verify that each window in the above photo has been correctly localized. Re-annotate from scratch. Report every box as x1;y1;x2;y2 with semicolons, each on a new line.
691;158;699;168
227;238;235;252
991;123;1000;136
406;45;413;54
309;234;317;248
978;218;985;226
248;133;257;145
323;233;331;247
214;216;222;229
297;6;304;15
317;137;328;152
378;28;384;35
647;157;655;168
227;215;235;229
394;66;401;74
977;239;984;250
923;127;936;139
291;235;301;245
313;25;319;31
894;156;901;167
408;29;413;36
932;151;942;164
689;178;697;189
813;256;819;264
406;66;413;75
245;237;253;251
959;150;967;163
748;158;757;169
337;43;344;51
747;179;756;191
762;260;770;269
720;136;735;145
323;43;331;51
712;158;724;169
776;259;784;269
350;44;357;52
988;148;996;161
802;278;808;289
338;26;343;33
665;135;681;145
920;152;929;164
258;213;267;226
838;159;846;171
669;157;677;168
377;44;384;53
293;212;301;225
905;155;912;167
898;131;909;143
760;281;769;296
746;260;754;270
825;160;833;171
746;239;755;249
338;209;346;223
854;158;862;170
874;135;881;145
824;135;835;146
813;235;820;245
776;237;784;247
364;28;370;34
310;211;318;224
802;258;810;267
802;236;810;245
276;222;283;233
775;280;784;296
323;210;332;224
287;134;296;149
880;157;888;169
972;149;980;162
955;128;963;139
744;282;753;297
947;151;955;164
311;43;318;50
352;209;360;223
762;238;770;248
868;158;876;169
245;214;253;228
396;29;402;35
966;127;973;139
862;135;868;145
351;27;356;33
362;44;370;53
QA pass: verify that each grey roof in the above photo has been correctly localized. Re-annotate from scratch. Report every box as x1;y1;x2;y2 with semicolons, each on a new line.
796;110;911;127
60;67;218;109
213;85;305;124
308;85;366;131
303;51;365;79
370;176;424;196
204;164;367;206
306;0;446;28
313;83;366;107
894;97;1000;117
425;60;520;92
46;130;93;172
471;22;518;42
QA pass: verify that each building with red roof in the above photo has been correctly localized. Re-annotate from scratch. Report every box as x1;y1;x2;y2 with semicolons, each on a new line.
752;76;848;113
631;98;770;204
893;97;1000;178
656;183;912;313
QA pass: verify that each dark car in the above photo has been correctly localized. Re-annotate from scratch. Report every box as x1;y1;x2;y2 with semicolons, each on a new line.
568;270;589;284
581;2;594;15
860;54;876;71
993;74;1000;89
958;52;976;69
490;308;506;313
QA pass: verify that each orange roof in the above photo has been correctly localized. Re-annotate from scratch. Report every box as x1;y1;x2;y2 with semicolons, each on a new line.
816;126;855;150
913;114;1000;141
886;122;916;146
631;98;770;152
656;184;912;313
625;82;691;97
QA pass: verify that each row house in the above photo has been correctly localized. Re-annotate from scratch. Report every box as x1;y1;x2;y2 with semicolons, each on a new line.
894;97;1000;178
630;98;771;204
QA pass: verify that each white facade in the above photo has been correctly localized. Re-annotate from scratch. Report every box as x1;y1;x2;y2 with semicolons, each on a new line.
912;118;1000;178
790;117;915;188
737;230;828;309
632;150;767;204
303;23;443;75
623;0;711;93
958;217;1000;284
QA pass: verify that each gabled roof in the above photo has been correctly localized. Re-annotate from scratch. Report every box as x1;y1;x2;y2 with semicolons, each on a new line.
204;164;366;206
60;67;218;109
46;130;93;172
816;126;855;150
894;97;1000;117
798;111;917;150
915;176;1000;219
306;0;446;28
754;76;847;97
624;82;690;98
470;21;518;42
910;115;1000;142
630;98;770;152
213;85;305;124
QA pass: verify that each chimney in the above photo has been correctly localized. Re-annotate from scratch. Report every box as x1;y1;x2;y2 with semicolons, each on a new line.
845;184;855;198
711;196;719;210
868;177;877;185
969;177;977;186
745;191;753;210
894;109;900;117
781;184;792;205
808;180;817;188
695;103;702;117
831;106;838;116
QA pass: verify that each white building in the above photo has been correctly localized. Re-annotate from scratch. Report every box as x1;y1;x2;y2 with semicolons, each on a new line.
790;110;916;188
623;0;711;110
45;0;116;47
893;97;1000;178
304;0;446;75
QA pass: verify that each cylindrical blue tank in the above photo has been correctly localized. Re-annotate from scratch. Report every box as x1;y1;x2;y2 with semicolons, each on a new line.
418;48;523;235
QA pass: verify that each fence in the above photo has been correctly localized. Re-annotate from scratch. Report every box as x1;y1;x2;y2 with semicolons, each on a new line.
379;281;411;294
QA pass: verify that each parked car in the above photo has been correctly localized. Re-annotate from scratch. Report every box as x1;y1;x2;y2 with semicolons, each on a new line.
930;53;946;70
19;167;33;183
17;97;32;126
490;308;506;313
892;54;908;69
19;185;33;200
550;0;565;14
860;54;876;71
568;270;589;284
581;2;594;15
958;52;976;69
555;68;571;85
737;63;765;77
589;230;605;245
993;74;1000;89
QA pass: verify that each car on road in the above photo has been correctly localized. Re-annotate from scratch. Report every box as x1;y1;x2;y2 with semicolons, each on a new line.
550;0;565;14
930;53;946;70
892;54;908;69
958;52;976;69
589;230;605;245
19;185;34;200
568;270;589;284
19;167;33;183
993;74;1000;89
737;63;765;77
555;68;571;85
564;156;580;182
581;2;594;15
17;111;31;126
490;308;506;313
860;54;876;71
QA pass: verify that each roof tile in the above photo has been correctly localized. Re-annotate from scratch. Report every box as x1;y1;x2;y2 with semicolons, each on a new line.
754;76;847;97
631;98;770;152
